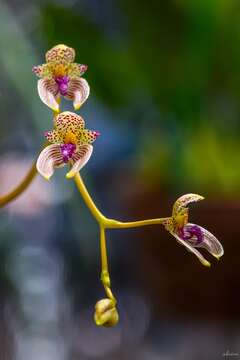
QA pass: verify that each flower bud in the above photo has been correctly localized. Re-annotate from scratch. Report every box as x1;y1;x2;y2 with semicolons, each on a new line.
94;298;119;327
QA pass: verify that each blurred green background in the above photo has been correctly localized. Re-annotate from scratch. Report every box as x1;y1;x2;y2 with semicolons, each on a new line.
0;0;239;359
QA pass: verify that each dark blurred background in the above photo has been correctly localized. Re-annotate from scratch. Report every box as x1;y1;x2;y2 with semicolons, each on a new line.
0;0;239;359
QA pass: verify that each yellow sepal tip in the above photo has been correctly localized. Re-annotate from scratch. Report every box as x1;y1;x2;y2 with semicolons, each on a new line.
201;259;211;267
43;175;50;181
52;107;60;113
66;172;75;179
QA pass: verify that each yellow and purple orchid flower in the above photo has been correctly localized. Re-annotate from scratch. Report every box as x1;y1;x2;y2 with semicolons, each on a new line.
36;111;100;180
32;44;89;112
163;194;224;267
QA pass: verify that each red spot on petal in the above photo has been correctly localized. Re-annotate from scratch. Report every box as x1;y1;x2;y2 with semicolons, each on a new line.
79;64;88;74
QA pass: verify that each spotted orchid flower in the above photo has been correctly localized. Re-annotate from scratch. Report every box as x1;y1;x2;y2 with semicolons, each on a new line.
36;111;100;180
163;194;224;267
32;44;89;112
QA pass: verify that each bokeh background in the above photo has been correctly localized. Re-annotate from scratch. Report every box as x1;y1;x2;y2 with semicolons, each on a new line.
0;0;239;359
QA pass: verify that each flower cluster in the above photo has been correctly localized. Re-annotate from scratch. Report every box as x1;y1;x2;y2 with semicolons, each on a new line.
33;45;224;266
31;44;224;327
34;44;99;179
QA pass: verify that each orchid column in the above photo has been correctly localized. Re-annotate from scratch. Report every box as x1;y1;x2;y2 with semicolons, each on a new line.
0;44;224;327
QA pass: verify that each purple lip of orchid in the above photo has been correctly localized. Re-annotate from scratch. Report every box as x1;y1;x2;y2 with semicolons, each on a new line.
60;143;76;163
55;76;69;96
178;225;203;245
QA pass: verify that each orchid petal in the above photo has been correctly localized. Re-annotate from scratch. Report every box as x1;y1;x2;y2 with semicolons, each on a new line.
77;129;100;145
173;193;204;217
32;63;53;79
66;144;93;179
36;144;64;180
78;64;88;75
66;77;90;110
186;223;224;259
32;65;43;77
68;63;88;77
37;79;59;112
170;231;211;267
44;129;64;144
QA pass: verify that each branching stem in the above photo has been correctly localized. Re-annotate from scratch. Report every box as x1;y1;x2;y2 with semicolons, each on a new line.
74;172;168;301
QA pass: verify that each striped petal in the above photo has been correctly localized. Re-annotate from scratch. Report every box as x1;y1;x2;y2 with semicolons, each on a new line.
66;77;90;110
66;144;93;179
185;223;224;259
173;193;204;217
37;79;59;112
36;144;64;180
171;230;211;267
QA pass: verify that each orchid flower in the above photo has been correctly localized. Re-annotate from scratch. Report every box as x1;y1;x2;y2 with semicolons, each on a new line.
36;111;100;180
163;194;224;267
32;44;89;112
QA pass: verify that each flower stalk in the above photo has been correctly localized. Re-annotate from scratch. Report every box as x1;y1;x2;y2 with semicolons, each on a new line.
0;161;37;208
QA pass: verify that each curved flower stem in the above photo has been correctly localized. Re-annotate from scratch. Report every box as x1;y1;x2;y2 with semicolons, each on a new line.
74;172;169;302
0;161;38;208
74;173;107;223
74;173;169;229
106;218;170;229
0;139;50;208
100;226;116;304
0;101;61;208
